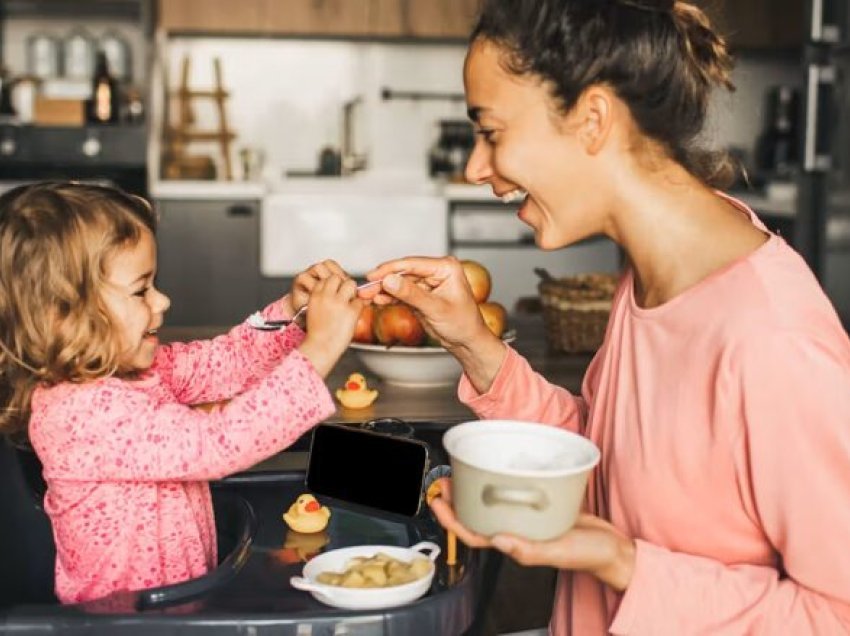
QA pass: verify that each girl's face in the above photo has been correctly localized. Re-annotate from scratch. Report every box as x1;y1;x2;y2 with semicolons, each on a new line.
102;228;170;372
462;39;609;249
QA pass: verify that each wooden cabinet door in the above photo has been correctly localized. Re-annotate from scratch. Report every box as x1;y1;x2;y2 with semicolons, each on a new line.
696;0;804;49
158;0;267;33
403;0;480;39
265;0;383;37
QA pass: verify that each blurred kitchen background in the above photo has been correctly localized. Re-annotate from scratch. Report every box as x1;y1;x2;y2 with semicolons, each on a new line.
0;0;848;329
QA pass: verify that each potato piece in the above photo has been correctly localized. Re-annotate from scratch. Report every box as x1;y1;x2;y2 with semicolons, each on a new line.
341;570;367;588
316;571;342;586
361;563;388;586
387;570;417;586
409;558;431;579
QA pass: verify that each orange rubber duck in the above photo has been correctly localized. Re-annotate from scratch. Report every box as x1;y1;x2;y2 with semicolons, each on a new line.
335;373;379;409
283;494;331;534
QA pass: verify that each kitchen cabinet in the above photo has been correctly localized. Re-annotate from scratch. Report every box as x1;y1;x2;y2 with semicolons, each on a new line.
157;0;478;40
697;0;804;49
155;198;261;326
402;0;480;40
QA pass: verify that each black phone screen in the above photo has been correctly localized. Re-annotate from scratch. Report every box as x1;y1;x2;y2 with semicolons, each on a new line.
306;424;429;517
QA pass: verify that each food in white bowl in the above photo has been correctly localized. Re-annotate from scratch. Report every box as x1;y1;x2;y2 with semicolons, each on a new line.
290;541;440;609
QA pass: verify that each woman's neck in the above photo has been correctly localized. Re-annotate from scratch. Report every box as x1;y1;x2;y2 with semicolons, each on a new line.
605;163;768;309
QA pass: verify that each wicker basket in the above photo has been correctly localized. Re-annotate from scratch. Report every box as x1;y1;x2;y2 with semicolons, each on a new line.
538;272;619;353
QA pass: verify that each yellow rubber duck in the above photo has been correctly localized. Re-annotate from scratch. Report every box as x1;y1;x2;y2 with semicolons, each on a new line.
335;373;379;409
283;494;331;534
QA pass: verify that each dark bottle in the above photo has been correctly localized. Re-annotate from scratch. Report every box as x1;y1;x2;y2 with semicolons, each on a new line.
755;86;800;181
88;51;120;124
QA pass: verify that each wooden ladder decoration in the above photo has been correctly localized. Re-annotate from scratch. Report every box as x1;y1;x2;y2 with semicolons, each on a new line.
165;55;236;180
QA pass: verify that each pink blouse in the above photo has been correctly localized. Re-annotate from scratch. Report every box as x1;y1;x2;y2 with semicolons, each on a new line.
460;204;850;634
30;306;335;604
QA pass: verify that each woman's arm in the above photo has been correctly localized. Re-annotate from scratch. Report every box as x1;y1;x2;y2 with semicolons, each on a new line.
459;345;590;435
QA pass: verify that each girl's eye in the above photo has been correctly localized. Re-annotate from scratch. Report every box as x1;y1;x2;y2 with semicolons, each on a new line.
133;287;150;298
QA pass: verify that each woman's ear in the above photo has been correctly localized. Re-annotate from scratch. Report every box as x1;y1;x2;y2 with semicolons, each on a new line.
576;86;614;155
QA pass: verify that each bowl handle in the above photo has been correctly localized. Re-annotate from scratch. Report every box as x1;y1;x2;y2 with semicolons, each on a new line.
482;484;549;511
409;541;442;563
290;576;337;596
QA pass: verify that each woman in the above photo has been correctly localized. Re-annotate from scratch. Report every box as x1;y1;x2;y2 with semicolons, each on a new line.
364;0;850;634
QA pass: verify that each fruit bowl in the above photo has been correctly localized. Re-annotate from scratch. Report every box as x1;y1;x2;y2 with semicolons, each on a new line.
349;342;462;388
350;331;516;388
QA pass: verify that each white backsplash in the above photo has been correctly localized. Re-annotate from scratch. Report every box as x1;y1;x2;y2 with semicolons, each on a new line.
162;37;803;184
162;38;469;182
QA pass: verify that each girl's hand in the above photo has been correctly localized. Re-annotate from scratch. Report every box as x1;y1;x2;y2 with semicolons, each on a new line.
429;478;636;592
284;259;350;317
298;275;363;378
363;256;506;393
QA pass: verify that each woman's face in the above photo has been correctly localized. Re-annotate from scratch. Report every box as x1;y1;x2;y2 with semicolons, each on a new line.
101;228;171;372
463;39;608;249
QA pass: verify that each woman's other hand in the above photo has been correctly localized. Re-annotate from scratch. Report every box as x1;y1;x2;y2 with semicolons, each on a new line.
298;275;363;378
429;477;636;592
285;259;350;317
364;256;507;392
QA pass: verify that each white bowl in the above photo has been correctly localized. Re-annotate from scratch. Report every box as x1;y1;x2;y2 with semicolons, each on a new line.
349;342;462;387
443;420;600;541
290;541;440;610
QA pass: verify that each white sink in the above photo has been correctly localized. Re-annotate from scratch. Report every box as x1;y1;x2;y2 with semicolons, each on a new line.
268;173;440;197
261;190;448;277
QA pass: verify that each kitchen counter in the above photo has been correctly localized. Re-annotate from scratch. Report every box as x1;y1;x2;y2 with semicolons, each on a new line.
159;314;590;428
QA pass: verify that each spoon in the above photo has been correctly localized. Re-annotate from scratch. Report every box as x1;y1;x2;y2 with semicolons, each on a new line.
248;273;405;331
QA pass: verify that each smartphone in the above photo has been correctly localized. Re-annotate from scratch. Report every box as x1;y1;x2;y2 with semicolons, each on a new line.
306;423;430;517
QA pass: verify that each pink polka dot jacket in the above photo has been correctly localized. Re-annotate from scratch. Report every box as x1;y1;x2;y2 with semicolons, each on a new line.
29;307;335;604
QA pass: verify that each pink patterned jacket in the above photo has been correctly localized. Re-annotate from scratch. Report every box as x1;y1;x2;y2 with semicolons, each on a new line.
30;306;334;603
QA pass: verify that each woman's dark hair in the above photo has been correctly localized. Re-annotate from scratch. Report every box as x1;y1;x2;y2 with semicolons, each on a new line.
471;0;736;187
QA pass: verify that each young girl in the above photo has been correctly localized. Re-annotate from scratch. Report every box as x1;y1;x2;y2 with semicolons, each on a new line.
366;0;850;634
0;181;363;604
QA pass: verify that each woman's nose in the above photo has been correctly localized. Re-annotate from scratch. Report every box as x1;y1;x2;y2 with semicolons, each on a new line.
464;139;492;185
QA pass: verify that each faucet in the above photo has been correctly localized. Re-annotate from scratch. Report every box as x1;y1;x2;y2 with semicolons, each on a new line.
341;96;368;175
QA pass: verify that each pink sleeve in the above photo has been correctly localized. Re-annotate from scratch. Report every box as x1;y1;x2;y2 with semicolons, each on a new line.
153;302;305;405
610;332;850;635
458;345;588;434
34;350;335;481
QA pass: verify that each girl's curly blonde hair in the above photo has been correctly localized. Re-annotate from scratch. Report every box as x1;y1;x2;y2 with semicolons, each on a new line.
0;182;157;441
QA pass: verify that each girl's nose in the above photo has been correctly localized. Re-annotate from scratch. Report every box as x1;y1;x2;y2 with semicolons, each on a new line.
152;287;171;314
464;139;493;185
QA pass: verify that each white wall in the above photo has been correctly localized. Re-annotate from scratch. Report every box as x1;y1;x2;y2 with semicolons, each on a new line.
162;37;803;183
161;38;469;181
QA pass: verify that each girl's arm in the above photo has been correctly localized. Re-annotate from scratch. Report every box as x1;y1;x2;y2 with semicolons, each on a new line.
32;349;335;481
153;301;302;405
458;345;594;435
609;332;850;635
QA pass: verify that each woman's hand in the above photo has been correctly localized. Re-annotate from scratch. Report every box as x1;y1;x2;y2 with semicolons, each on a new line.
429;478;636;592
364;256;507;392
285;259;350;317
298;275;363;378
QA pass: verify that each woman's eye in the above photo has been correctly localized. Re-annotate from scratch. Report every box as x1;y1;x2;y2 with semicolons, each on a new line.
133;287;150;298
476;128;496;143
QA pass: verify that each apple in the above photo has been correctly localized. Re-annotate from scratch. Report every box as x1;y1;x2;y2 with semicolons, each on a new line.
461;259;491;303
353;305;376;343
373;304;426;346
478;301;507;338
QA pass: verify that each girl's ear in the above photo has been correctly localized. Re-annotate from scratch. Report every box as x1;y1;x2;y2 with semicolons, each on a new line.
576;86;614;155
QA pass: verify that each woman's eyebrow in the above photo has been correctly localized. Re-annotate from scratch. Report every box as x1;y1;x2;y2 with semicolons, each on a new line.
467;106;484;122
